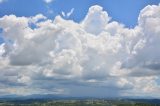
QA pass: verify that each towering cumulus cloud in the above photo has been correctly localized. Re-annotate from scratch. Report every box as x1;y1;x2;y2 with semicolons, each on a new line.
0;4;160;97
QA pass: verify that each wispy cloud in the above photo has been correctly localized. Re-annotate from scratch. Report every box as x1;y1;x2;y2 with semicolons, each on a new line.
44;0;54;4
0;0;6;3
61;8;74;18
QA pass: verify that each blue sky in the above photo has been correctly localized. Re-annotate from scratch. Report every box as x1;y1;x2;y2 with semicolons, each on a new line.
0;0;159;27
0;0;159;44
0;0;160;97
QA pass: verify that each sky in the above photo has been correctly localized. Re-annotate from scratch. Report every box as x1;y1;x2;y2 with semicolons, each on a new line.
0;0;160;98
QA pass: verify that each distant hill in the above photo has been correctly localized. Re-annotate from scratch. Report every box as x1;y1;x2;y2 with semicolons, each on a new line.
0;94;160;104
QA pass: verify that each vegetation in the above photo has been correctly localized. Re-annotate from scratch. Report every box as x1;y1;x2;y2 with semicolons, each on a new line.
0;99;159;106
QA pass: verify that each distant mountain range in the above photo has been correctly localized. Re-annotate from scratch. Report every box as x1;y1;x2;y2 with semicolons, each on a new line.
0;94;160;104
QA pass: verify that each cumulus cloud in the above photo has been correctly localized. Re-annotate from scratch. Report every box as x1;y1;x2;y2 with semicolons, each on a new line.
0;4;160;97
82;5;110;35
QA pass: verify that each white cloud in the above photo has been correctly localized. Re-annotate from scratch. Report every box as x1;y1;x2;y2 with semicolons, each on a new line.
61;8;75;18
44;0;53;4
67;8;74;17
61;11;65;17
81;5;110;35
0;4;160;97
